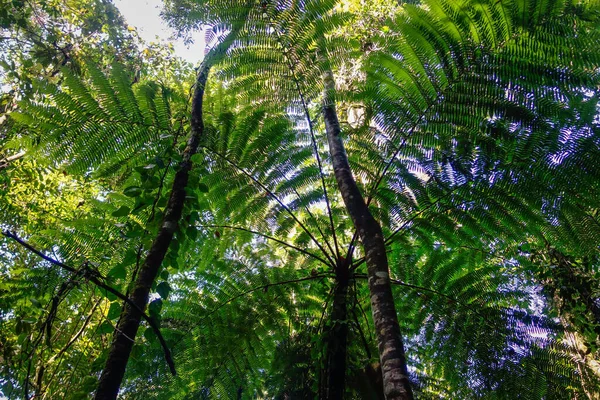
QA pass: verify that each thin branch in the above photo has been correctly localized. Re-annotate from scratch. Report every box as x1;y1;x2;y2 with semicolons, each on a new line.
291;186;337;259
271;22;340;260
148;160;172;223
0;150;26;167
2;231;176;375
351;279;372;359
345;230;359;271
317;285;335;334
41;293;98;393
351;308;372;360
56;313;101;399
203;274;331;319
343;80;456;264
353;273;489;322
365;78;461;208
47;299;101;364
385;185;465;244
198;224;332;266
355;282;374;345
201;146;337;267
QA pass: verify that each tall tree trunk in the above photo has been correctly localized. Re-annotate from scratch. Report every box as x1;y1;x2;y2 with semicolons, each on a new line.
94;33;236;399
324;264;349;400
321;67;413;399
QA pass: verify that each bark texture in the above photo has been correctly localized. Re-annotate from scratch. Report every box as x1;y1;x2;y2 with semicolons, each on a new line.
0;150;26;169
94;48;218;400
321;68;414;400
325;263;349;400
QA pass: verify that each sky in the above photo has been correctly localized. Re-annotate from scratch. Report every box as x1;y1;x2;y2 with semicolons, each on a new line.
113;0;205;63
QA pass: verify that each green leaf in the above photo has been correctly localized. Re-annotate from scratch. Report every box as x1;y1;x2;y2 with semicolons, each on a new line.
190;153;203;164
98;321;114;334
156;281;172;299
123;186;143;197
104;289;117;302
108;264;127;280
198;183;209;193
143;326;156;343
157;197;168;207
160;270;169;280
107;302;122;320
90;351;108;373
82;376;97;391
124;226;144;238
186;226;198;241
30;298;42;308
148;298;163;318
111;206;131;217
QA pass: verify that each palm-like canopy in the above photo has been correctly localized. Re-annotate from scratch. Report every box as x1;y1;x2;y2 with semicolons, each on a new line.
1;0;599;398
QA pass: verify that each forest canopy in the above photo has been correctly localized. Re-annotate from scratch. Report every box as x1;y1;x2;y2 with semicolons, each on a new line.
1;0;600;399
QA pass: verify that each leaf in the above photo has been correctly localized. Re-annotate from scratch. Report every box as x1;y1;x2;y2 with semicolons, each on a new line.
198;183;209;193
186;226;198;241
30;298;42;308
107;302;122;320
157;197;168;207
143;326;156;343
111;206;131;217
156;281;172;299
90;351;108;373
108;264;127;280
123;186;143;197
82;376;97;391
103;289;117;302
148;298;163;318
124;226;144;238
98;321;114;334
190;153;203;164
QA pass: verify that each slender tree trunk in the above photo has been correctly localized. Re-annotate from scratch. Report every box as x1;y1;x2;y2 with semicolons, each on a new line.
321;68;413;399
94;32;237;398
325;265;349;400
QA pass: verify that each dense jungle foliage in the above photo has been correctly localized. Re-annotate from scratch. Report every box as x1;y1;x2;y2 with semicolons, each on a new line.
1;0;600;398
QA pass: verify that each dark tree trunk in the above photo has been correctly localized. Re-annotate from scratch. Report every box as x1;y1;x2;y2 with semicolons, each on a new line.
93;32;237;398
324;264;349;400
321;67;414;400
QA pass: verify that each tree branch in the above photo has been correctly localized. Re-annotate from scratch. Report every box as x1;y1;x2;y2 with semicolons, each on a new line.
197;224;332;266
202;274;331;319
2;231;176;375
0;150;26;168
201;145;337;267
353;273;489;322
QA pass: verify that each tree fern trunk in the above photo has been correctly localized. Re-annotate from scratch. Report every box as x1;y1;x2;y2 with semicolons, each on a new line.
93;64;210;400
321;68;413;400
325;268;349;400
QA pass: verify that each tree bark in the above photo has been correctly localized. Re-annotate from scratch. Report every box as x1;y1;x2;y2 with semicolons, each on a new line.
0;150;26;168
324;265;349;400
94;33;236;399
321;68;414;399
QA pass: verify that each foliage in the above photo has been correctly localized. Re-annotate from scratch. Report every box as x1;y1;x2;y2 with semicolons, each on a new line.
1;0;600;398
